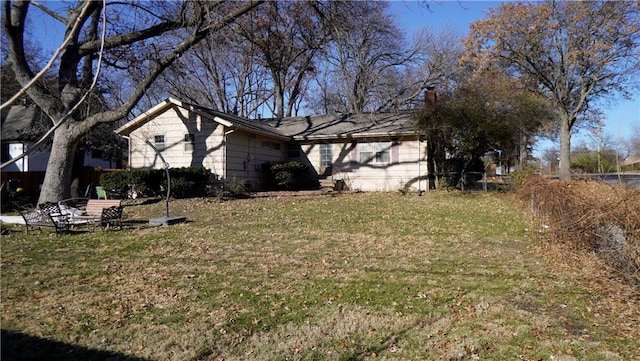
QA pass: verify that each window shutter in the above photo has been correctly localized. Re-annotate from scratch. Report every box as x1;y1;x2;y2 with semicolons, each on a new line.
392;140;400;164
350;142;358;162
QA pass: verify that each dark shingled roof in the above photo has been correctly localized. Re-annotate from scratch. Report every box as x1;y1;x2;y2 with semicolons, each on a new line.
268;111;419;140
1;105;47;142
117;98;420;142
187;102;290;141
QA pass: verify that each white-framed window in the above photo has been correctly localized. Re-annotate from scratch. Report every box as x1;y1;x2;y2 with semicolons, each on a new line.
153;134;165;150
184;133;195;152
359;142;391;164
320;143;332;168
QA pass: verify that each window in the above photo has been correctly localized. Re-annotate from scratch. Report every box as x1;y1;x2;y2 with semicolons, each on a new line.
262;140;281;151
153;135;165;150
320;143;332;168
359;142;391;164
184;133;195;152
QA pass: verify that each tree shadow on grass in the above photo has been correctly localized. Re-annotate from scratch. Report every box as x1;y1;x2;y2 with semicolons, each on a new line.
340;320;421;361
1;329;149;361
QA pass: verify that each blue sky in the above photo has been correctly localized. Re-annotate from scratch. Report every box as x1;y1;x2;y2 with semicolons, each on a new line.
390;1;640;156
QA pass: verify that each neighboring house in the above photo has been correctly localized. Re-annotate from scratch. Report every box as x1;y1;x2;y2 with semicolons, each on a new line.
1;104;116;171
621;155;640;172
1;104;51;172
116;98;427;192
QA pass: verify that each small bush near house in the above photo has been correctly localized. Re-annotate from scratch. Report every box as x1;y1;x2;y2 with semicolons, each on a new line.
129;169;163;197
168;167;212;198
99;167;212;199
211;177;250;199
264;161;315;190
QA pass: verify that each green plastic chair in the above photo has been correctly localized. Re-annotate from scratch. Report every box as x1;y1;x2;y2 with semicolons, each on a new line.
96;186;107;199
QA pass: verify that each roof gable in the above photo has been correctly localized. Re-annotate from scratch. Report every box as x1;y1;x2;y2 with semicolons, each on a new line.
116;98;289;141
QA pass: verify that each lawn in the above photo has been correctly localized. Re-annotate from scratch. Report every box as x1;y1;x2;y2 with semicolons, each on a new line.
1;192;638;360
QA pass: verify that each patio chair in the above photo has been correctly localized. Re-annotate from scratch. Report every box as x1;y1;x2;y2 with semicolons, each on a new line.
100;205;123;230
96;186;108;199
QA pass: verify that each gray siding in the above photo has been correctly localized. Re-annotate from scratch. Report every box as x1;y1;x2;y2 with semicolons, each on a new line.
225;130;287;189
128;106;225;176
299;136;427;192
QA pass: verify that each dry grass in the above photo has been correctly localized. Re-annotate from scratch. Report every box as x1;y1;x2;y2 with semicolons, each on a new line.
2;192;639;360
519;177;640;286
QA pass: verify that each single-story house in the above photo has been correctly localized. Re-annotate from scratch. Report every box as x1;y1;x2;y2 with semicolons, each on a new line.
1;104;116;172
116;98;428;192
621;155;640;172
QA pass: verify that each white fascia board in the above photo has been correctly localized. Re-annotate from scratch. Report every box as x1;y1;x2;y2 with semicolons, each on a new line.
115;98;182;135
293;131;417;141
212;116;234;128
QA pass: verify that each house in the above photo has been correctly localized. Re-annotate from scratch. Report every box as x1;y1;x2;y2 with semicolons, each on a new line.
269;112;426;192
1;104;52;172
116;98;428;192
115;98;291;190
1;104;116;171
621;155;640;172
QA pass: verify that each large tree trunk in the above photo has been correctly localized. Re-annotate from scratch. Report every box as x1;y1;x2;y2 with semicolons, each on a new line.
38;124;79;203
558;113;572;181
426;133;438;190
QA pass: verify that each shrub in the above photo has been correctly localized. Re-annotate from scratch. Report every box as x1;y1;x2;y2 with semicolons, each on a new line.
510;165;538;189
167;167;211;198
519;177;640;287
99;171;130;198
130;169;163;197
213;177;250;199
100;167;213;199
267;161;311;190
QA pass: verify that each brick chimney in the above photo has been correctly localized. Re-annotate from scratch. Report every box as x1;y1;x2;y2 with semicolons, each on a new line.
424;86;437;110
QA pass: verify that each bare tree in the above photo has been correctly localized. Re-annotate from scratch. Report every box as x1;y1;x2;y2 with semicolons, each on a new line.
463;1;640;180
310;2;458;114
233;1;328;118
157;26;271;118
319;2;412;113
2;0;262;203
628;122;640;157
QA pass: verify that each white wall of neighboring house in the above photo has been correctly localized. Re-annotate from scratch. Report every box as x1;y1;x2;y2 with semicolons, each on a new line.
299;136;427;192
3;142;110;172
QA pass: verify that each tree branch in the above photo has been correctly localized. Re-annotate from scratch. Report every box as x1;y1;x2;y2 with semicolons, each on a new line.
83;1;264;130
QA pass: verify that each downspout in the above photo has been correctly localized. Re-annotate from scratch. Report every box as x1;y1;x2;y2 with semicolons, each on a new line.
417;134;421;195
224;128;235;186
120;135;131;169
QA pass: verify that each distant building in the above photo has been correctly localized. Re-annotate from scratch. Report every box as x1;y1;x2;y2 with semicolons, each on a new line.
1;104;116;172
621;155;640;172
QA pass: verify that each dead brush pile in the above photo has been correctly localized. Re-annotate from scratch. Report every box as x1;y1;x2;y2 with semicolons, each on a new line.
519;177;640;287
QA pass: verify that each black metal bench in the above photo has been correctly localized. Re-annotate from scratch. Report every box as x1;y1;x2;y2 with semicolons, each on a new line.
100;205;123;229
19;210;70;235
